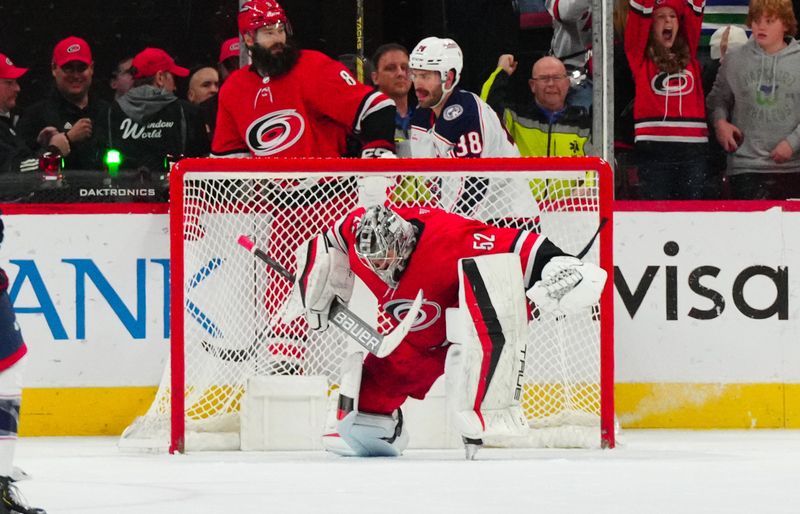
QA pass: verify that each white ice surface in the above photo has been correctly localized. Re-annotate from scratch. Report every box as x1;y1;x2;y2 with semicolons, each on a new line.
12;430;800;514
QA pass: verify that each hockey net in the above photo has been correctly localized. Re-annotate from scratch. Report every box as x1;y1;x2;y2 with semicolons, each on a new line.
120;157;614;453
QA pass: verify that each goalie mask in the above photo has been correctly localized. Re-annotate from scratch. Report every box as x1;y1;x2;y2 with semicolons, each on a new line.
355;206;417;288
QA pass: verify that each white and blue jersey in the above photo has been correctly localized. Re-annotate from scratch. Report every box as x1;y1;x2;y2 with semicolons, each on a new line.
409;89;519;159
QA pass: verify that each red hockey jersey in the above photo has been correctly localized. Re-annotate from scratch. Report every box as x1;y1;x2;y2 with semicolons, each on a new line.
625;0;708;145
212;50;393;157
326;206;553;351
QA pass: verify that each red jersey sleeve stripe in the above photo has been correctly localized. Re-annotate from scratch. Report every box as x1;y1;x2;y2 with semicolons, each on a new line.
513;231;544;287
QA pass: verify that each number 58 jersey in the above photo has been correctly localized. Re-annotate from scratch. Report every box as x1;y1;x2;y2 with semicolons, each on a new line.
327;205;563;351
409;89;519;158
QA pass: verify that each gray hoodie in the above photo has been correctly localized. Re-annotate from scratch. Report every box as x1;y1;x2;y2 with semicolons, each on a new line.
117;85;178;122
707;37;800;175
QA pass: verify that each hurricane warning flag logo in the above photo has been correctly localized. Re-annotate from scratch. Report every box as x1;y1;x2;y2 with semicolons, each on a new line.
651;69;695;97
384;297;441;332
246;109;305;156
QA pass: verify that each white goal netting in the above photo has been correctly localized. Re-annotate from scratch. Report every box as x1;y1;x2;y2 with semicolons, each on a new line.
120;159;613;452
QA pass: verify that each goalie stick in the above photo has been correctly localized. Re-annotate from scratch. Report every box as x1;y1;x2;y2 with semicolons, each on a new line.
237;235;423;359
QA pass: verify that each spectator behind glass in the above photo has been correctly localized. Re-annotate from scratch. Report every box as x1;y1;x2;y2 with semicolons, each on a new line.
16;36;108;171
218;37;242;82
189;66;221;143
707;0;800;199
110;56;134;100
96;47;209;173
625;0;710;200
371;44;415;153
702;25;748;198
0;52;70;174
481;54;592;157
187;66;220;105
545;0;594;109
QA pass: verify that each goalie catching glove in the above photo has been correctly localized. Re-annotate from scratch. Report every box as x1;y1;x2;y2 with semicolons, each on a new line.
294;234;355;331
526;256;607;313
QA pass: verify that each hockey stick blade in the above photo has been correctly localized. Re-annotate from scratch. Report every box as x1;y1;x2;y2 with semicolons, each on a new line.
237;235;416;358
200;339;256;362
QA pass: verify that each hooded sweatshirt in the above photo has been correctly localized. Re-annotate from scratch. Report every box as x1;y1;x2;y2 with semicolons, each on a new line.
706;38;800;175
98;85;208;172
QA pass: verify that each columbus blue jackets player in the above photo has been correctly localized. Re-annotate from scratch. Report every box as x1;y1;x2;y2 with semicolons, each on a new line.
0;216;46;514
407;37;535;226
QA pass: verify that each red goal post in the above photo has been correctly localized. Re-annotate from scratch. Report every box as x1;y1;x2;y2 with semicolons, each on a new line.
121;157;614;453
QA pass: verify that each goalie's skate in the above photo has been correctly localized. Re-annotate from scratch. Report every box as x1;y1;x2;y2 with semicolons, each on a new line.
0;476;46;514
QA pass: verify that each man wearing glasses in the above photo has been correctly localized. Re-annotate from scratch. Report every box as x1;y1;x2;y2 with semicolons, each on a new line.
481;55;592;158
17;36;108;170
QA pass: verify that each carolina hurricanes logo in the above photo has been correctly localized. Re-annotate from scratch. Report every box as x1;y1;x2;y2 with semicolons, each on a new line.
651;70;694;97
384;298;441;332
67;44;81;54
245;109;305;156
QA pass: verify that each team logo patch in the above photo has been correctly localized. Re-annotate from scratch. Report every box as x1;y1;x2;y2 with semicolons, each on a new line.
443;104;463;121
384;298;441;332
651;70;694;97
5;58;11;66
245;109;305;156
67;44;81;54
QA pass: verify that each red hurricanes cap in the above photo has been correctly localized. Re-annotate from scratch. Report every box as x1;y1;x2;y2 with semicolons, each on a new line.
131;48;189;79
0;53;28;80
53;36;93;67
219;37;241;63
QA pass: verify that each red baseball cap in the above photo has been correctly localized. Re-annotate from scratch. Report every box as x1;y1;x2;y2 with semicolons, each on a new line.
53;36;93;67
132;48;189;79
0;53;28;80
219;37;241;63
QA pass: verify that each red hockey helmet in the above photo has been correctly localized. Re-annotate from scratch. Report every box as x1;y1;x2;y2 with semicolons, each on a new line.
238;0;292;35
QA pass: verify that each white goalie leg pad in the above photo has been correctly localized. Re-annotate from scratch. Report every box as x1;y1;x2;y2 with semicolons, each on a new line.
337;408;409;457
445;254;529;440
526;256;607;314
293;234;355;331
322;352;362;456
322;352;409;457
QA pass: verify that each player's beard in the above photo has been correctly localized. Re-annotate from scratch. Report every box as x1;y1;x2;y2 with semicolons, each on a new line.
250;40;300;79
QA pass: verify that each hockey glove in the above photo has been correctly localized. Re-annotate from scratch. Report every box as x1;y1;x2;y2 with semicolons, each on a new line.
526;256;607;314
294;234;355;331
360;140;397;159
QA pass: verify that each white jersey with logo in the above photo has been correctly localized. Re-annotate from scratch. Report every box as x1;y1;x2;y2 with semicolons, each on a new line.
409;89;519;159
409;89;536;224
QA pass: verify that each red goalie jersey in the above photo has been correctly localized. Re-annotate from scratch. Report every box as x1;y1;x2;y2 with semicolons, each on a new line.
325;205;566;414
212;49;394;157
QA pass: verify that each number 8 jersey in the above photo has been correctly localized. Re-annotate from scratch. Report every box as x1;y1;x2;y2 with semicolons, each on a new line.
409;89;519;158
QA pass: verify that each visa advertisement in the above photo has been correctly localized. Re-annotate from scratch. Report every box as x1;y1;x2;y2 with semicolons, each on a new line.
0;202;798;433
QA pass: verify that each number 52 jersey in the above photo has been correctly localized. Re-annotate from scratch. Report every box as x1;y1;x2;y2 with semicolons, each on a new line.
326;205;564;351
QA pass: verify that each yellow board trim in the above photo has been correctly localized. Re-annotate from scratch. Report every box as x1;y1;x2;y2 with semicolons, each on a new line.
20;387;157;436
16;383;800;436
616;383;800;429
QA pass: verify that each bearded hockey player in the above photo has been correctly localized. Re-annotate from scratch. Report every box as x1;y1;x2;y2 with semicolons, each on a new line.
290;205;607;459
212;0;396;158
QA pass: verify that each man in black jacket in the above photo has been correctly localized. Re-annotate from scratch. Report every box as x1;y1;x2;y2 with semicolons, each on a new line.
16;36;107;171
0;52;70;175
97;47;209;173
